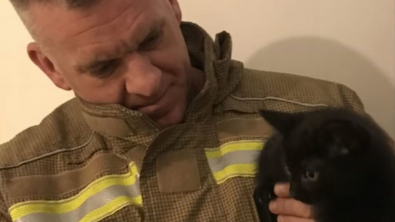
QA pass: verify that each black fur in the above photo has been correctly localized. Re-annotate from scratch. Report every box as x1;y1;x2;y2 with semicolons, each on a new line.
255;108;395;222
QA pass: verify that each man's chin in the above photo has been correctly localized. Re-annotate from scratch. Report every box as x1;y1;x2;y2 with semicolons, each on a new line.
154;106;185;129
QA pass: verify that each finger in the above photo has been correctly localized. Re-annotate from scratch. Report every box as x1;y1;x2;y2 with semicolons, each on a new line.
277;215;316;222
269;198;314;218
274;183;291;197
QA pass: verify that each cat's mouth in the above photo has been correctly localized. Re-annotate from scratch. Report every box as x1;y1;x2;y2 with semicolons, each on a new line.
290;192;313;204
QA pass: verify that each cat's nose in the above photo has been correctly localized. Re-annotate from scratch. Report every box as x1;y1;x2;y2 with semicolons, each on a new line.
290;190;297;198
289;186;297;198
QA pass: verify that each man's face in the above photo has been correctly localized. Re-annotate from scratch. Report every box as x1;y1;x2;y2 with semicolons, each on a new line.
27;0;195;128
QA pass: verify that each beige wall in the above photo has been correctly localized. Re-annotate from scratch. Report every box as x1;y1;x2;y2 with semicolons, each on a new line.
0;0;394;143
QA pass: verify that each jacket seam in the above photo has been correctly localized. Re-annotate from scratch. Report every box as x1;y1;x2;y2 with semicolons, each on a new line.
0;132;96;170
230;94;329;108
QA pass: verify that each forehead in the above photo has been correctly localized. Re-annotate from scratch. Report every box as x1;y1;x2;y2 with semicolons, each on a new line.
31;0;164;56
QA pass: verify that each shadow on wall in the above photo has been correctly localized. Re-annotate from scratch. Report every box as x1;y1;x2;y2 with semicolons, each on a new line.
245;37;395;138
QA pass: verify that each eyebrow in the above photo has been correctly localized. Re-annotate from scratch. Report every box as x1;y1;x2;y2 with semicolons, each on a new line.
76;19;165;74
137;19;165;46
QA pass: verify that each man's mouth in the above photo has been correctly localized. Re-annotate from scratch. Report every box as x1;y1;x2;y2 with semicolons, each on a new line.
138;82;173;107
135;87;173;119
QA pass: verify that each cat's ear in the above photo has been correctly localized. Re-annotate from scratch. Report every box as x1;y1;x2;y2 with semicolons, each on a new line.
259;110;299;136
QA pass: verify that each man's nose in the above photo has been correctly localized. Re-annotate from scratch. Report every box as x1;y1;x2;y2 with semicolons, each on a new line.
124;54;162;98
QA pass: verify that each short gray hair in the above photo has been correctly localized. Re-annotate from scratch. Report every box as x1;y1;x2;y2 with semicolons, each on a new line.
9;0;104;43
10;0;103;11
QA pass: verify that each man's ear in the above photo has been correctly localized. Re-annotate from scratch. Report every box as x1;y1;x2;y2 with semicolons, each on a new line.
27;42;71;91
259;110;299;136
168;0;182;23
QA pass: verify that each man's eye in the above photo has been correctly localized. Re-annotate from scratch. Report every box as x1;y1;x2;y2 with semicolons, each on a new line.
139;32;161;51
90;60;120;78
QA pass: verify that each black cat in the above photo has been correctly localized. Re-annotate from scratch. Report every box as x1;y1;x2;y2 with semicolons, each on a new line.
254;108;395;222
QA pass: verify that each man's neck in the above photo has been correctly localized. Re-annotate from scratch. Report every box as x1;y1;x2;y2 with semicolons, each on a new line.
186;66;206;104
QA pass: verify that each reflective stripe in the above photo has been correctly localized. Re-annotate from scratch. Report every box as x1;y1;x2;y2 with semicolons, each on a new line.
6;153;129;199
207;150;261;172
213;164;258;184
10;163;141;222
205;140;264;184
205;140;263;159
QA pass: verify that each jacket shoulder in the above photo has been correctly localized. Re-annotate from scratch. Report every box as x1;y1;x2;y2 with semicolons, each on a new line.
0;98;93;167
224;65;364;114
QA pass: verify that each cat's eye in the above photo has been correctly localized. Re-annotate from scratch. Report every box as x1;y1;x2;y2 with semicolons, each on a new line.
304;170;319;182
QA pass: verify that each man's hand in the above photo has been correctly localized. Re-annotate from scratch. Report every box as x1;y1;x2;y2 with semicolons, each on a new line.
269;183;315;222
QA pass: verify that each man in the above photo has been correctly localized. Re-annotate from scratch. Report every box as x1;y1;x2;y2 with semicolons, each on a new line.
0;0;365;221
